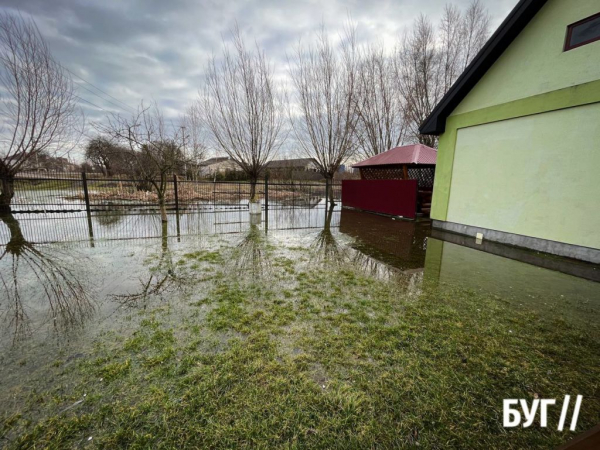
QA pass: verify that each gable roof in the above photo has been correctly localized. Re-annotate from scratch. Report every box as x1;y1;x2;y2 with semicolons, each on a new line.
266;158;317;168
352;144;437;168
419;0;548;136
199;157;230;167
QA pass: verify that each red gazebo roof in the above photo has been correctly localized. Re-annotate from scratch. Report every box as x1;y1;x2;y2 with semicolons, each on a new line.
352;144;437;168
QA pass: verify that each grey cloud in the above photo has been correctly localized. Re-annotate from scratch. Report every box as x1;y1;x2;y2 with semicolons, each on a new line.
0;0;517;156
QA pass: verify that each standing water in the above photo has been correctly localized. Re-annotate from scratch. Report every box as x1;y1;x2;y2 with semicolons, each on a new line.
1;208;598;449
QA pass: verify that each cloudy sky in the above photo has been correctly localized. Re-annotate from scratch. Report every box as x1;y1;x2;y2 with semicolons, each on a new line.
0;0;518;158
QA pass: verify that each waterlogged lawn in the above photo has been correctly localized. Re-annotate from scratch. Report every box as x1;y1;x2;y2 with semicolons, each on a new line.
1;228;599;449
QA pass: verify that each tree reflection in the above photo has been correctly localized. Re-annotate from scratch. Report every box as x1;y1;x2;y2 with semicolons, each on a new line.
311;210;396;279
112;221;180;306
231;222;271;281
309;207;425;295
95;207;126;227
309;205;348;265
0;213;93;345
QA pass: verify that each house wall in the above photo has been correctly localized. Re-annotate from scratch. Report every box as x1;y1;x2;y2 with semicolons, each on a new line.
452;0;600;115
446;102;600;250
430;0;600;260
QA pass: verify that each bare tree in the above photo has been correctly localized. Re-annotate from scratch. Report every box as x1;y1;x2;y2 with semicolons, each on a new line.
202;27;285;200
84;136;131;176
289;26;360;203
101;102;189;222
439;4;463;93
396;15;442;148
462;0;490;70
397;2;490;146
0;12;81;212
355;44;405;158
181;103;208;179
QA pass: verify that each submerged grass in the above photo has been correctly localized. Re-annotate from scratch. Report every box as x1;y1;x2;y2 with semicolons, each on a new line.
1;242;599;449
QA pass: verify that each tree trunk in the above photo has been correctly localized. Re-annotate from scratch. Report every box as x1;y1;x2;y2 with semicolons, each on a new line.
250;178;257;201
326;174;335;205
0;174;15;213
324;202;335;231
161;220;168;253
158;194;168;223
0;212;26;255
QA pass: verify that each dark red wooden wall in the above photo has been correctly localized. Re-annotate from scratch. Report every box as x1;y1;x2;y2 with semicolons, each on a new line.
341;179;417;219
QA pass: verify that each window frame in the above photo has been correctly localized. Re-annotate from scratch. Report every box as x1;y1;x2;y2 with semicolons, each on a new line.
564;11;600;51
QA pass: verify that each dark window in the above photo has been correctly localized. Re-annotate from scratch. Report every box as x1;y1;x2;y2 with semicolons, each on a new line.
564;12;600;51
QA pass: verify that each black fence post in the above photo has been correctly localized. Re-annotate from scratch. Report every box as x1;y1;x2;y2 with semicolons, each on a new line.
81;171;94;247
264;175;269;231
173;174;181;240
81;171;91;215
264;175;269;211
173;174;179;214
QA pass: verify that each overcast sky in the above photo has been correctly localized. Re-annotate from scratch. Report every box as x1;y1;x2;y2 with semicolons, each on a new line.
0;0;518;158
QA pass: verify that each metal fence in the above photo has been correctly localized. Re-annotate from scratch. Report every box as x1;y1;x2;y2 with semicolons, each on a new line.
0;207;342;246
4;172;342;214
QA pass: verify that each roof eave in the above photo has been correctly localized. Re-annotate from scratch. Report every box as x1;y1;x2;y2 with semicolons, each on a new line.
418;0;548;136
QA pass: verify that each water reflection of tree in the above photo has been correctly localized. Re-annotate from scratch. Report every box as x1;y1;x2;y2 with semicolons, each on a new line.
112;221;180;306
309;205;348;265
311;211;395;278
349;249;393;279
308;207;424;295
0;213;92;344
95;207;126;227
231;223;271;280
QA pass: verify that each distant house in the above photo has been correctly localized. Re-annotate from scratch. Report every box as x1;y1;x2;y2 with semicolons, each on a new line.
198;157;240;177
266;158;319;172
419;0;600;263
265;158;321;180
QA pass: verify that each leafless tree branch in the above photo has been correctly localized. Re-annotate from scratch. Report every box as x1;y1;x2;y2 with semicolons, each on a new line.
396;1;490;146
98;101;193;222
289;24;360;202
0;12;83;211
355;43;405;158
201;26;286;200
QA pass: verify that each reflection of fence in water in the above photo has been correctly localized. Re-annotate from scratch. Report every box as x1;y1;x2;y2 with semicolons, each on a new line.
0;208;342;246
7;172;341;213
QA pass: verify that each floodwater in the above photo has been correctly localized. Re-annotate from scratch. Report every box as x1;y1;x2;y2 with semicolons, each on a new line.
1;206;599;422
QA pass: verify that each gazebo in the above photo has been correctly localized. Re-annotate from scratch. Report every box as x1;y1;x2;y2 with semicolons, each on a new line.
342;144;437;218
353;144;436;187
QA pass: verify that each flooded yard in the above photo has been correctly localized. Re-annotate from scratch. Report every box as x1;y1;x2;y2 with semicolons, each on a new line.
0;208;599;449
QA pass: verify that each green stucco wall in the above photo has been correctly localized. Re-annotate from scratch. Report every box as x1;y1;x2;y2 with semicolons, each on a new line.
430;0;600;250
445;103;600;249
431;80;600;225
452;0;600;115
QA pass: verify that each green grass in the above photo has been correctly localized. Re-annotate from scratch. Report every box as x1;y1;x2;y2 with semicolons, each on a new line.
1;249;599;449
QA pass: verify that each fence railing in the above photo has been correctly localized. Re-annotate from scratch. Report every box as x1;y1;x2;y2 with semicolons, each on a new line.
4;172;342;214
0;207;343;246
